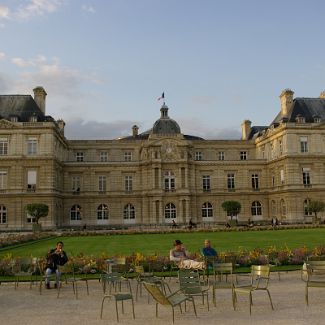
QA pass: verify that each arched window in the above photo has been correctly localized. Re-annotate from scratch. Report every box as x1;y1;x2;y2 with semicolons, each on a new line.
304;199;312;217
0;205;6;224
123;204;135;219
164;171;175;191
97;204;109;220
280;199;286;218
202;202;213;218
165;203;176;219
251;201;262;216
70;205;82;220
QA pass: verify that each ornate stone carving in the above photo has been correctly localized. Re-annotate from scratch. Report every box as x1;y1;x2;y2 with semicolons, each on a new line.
0;119;17;129
161;139;179;161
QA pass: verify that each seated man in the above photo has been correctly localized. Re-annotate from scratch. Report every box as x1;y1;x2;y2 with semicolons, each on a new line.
45;241;68;289
202;239;218;270
170;239;205;270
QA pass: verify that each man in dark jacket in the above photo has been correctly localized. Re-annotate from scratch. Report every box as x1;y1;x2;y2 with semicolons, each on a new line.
45;241;68;289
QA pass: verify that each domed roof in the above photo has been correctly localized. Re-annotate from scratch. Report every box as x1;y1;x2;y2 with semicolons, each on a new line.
152;104;181;135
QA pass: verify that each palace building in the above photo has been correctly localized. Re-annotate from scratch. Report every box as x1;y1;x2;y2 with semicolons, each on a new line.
0;87;325;230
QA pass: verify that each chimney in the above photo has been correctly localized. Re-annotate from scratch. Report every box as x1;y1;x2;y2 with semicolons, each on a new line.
33;86;47;115
320;91;325;99
132;125;139;137
279;89;294;116
241;120;252;140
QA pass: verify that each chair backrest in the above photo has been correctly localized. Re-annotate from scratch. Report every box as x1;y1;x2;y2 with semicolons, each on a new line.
143;282;171;306
251;265;270;289
178;269;202;294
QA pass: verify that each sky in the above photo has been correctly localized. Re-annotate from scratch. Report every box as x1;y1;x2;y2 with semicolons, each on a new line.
1;0;325;140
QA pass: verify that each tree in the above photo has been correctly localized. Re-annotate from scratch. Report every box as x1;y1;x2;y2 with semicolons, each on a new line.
26;203;49;225
221;201;241;221
307;200;325;224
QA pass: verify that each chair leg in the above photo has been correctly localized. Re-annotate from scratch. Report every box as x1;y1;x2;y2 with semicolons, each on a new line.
232;291;237;310
305;285;309;306
266;289;274;310
100;296;108;319
191;298;197;317
213;286;216;307
115;299;119;322
249;292;252;315
156;303;158;318
172;307;175;323
75;282;78;299
131;297;135;319
85;279;89;295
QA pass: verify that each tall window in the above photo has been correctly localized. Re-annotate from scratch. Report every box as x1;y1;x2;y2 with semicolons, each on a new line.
100;151;108;162
165;203;176;219
125;176;133;192
280;169;285;184
98;176;106;192
202;202;213;218
27;170;37;191
280;199;286;218
251;201;262;216
26;212;36;223
72;176;81;192
195;151;202;161
97;204;109;220
279;140;283;155
300;137;308;153
304;199;313;217
76;152;84;162
27;138;37;155
123;204;135;219
164;171;175;191
202;175;210;192
227;173;235;191
0;171;7;190
70;205;82;220
124;151;132;161
240;151;247;160
0;138;8;155
271;200;276;218
302;168;311;187
0;205;6;224
218;151;225;161
252;174;259;190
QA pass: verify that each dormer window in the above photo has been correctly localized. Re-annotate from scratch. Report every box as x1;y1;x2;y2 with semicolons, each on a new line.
10;116;18;122
313;116;321;123
30;115;38;122
295;115;305;123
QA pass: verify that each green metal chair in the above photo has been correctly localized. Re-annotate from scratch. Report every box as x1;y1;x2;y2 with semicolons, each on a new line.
12;257;39;289
178;269;210;310
209;262;234;307
143;281;197;323
100;292;135;322
233;265;274;315
304;260;325;305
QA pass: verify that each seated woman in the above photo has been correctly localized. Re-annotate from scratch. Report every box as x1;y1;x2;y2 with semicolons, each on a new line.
169;239;205;270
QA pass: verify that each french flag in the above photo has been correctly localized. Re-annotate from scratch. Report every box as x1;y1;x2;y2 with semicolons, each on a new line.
158;92;165;101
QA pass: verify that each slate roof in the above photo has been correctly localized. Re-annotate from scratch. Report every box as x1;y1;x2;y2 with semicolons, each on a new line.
272;97;325;124
248;97;325;140
0;95;50;122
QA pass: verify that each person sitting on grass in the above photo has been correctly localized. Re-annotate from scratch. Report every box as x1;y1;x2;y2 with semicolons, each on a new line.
45;241;68;289
170;239;205;270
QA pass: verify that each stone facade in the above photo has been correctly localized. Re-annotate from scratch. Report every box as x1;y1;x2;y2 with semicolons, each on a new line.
0;88;324;230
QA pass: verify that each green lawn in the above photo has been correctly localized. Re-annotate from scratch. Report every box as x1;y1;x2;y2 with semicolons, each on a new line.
1;228;325;258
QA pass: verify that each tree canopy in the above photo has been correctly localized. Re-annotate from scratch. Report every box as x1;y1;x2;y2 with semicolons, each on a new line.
25;203;49;224
221;201;241;219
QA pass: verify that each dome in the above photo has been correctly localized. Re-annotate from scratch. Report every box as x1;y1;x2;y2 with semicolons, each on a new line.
152;104;181;135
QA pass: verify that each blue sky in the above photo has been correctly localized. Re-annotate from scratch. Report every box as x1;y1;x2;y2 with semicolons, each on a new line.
1;0;325;140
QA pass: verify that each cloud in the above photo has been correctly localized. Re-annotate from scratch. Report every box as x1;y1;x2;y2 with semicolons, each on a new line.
16;0;66;20
0;52;5;60
64;118;136;140
0;6;10;19
81;4;96;14
11;57;30;67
